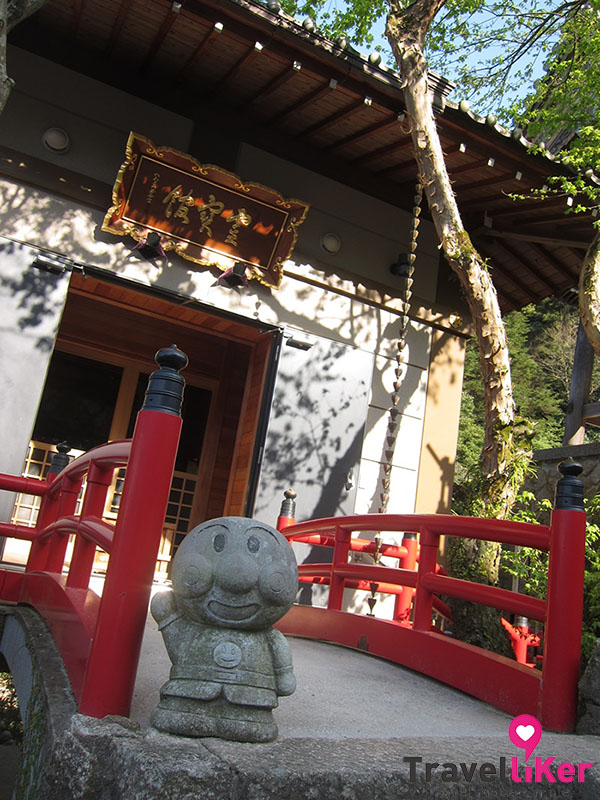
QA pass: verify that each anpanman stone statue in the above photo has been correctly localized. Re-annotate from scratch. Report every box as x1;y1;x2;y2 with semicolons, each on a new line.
151;516;298;742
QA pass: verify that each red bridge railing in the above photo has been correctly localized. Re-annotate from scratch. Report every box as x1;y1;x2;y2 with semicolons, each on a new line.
276;462;586;732
0;345;187;718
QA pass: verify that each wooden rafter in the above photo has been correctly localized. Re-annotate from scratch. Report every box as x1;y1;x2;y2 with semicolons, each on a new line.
268;80;335;125
140;8;178;73
246;63;299;105
477;227;590;251
177;23;223;79
448;158;494;178
494;237;559;293
477;241;540;304
486;195;574;219
71;0;84;38
514;211;595;228
325;114;403;152
296;96;368;139
350;137;412;166
105;0;134;57
454;172;514;196
439;115;556;179
532;242;580;281
210;42;263;92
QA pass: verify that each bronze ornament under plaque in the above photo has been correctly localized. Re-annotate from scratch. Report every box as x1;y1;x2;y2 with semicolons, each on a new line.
102;132;310;289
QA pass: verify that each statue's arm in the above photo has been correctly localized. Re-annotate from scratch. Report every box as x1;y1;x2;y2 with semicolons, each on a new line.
151;591;181;631
268;628;296;696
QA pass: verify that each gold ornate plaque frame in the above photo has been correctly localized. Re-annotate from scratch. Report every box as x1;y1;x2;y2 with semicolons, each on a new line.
102;132;310;289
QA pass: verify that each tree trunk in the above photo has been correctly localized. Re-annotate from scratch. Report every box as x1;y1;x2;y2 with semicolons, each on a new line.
0;1;13;116
386;0;530;653
0;0;50;115
386;5;531;517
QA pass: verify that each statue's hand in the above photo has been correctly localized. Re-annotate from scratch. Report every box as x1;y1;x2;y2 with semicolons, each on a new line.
275;667;296;696
151;590;177;626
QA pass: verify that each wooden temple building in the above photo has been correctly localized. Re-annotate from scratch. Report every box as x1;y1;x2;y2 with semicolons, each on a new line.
0;0;596;606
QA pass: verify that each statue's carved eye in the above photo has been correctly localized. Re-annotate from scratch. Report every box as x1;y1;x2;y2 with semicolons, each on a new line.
213;533;226;552
247;535;260;553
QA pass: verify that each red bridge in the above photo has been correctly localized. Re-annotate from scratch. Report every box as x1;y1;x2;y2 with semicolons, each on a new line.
0;347;587;732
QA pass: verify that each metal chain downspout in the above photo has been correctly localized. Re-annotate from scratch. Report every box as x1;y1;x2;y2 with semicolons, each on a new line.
367;178;423;616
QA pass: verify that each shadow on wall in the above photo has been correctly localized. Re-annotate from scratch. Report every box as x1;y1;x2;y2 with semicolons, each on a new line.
0;239;68;352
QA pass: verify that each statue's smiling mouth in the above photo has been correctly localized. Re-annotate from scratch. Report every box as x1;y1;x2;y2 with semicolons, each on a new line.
208;600;259;621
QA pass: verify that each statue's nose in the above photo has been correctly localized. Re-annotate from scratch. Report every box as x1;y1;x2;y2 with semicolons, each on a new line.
214;554;259;594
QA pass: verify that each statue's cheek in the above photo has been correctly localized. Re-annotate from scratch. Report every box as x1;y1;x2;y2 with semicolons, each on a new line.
258;566;296;606
172;553;213;597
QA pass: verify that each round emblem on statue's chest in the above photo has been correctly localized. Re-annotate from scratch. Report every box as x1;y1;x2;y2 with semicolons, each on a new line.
213;641;242;668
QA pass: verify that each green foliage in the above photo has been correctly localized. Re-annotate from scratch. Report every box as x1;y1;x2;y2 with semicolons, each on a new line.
502;491;552;598
280;0;388;47
279;1;599;121
0;672;22;744
500;490;600;668
455;296;600;497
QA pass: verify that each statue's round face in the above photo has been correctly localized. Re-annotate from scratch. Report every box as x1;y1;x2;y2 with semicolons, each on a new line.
171;517;298;629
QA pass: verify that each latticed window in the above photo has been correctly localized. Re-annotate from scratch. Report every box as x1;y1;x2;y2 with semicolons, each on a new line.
7;441;196;575
10;442;85;527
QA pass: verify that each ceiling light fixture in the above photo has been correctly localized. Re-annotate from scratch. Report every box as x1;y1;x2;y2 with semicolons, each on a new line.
42;128;70;154
320;232;341;254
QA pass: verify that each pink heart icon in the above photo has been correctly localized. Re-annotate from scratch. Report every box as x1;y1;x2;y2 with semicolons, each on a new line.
516;725;534;741
509;715;542;761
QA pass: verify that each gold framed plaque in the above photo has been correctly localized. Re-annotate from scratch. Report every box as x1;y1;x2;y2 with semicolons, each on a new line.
102;132;309;289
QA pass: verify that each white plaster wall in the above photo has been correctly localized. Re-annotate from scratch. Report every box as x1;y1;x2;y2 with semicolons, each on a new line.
236;144;439;303
0;172;432;520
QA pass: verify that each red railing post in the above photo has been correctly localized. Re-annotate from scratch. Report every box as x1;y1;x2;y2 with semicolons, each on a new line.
394;532;418;622
328;524;351;611
25;443;73;573
276;489;297;531
43;475;82;573
412;527;439;631
541;460;586;731
66;462;113;589
78;345;187;717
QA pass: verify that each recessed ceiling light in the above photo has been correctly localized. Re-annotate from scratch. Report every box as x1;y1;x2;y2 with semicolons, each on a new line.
42;128;70;154
320;232;342;254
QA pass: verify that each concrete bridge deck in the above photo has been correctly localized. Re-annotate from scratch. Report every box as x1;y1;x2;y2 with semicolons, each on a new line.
133;613;514;739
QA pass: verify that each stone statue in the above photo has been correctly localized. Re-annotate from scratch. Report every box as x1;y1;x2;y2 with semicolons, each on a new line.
151;516;298;742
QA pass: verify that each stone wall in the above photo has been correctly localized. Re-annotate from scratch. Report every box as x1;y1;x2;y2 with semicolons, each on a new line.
527;443;600;504
0;606;77;800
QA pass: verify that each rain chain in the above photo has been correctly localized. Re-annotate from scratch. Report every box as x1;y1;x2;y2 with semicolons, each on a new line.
367;177;423;617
